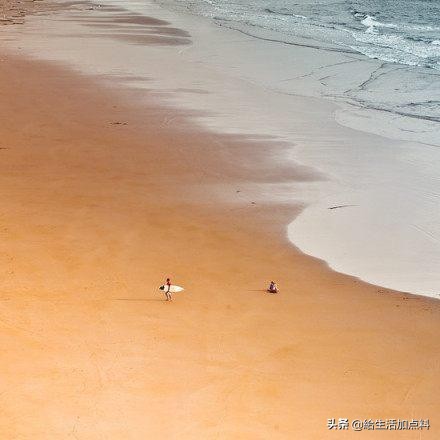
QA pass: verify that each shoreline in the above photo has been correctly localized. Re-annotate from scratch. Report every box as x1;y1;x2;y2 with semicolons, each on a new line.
0;1;439;438
2;0;439;297
149;0;440;298
156;0;440;147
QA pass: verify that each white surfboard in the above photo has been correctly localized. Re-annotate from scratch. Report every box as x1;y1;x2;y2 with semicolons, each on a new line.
159;284;184;293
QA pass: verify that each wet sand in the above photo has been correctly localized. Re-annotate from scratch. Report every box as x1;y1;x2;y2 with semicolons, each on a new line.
0;3;439;439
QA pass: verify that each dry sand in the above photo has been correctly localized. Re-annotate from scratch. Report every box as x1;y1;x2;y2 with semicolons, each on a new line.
0;5;439;440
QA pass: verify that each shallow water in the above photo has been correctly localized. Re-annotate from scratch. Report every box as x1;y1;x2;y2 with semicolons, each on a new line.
158;0;440;139
158;0;440;69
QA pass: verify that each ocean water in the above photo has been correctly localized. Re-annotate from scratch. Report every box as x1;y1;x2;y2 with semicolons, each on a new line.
157;0;440;129
158;0;440;69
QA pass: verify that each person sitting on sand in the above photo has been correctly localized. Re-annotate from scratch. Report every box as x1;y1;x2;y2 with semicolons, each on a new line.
268;281;278;294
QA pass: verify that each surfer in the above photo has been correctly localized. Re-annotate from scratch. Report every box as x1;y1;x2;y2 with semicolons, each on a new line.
165;277;172;301
159;280;183;301
267;281;278;294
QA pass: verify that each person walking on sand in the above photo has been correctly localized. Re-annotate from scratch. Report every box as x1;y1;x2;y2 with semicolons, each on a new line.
165;277;172;301
159;279;184;301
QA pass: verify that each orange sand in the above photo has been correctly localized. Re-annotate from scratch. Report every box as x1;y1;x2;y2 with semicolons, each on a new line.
0;45;438;439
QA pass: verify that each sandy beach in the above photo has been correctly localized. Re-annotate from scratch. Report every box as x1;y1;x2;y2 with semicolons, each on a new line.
0;0;439;438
